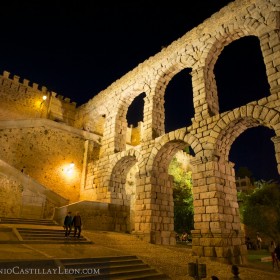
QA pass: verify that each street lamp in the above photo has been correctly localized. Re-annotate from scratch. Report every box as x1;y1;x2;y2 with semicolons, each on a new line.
40;95;48;117
40;95;47;107
65;162;75;175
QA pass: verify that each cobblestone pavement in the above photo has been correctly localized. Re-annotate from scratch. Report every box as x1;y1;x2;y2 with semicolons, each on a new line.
0;229;279;280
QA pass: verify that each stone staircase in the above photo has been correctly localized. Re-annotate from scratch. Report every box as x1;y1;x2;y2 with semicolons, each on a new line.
0;217;171;279
59;255;171;279
0;256;171;279
60;256;170;280
0;217;92;244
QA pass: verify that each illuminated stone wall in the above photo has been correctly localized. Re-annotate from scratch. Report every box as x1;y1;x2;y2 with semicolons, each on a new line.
75;0;280;263
0;71;77;125
0;119;88;202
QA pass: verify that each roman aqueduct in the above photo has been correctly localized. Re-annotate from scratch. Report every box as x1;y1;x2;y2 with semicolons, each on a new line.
0;0;280;263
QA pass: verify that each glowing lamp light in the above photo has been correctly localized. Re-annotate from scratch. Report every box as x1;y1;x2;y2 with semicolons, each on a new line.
38;95;48;110
65;162;75;176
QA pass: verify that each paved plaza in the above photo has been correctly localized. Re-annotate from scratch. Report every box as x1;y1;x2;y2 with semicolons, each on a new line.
0;227;279;280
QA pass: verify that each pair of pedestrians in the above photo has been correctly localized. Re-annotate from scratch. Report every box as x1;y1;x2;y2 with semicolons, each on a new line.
63;211;82;238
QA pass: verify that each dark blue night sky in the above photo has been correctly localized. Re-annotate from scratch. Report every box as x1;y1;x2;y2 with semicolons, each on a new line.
0;0;278;181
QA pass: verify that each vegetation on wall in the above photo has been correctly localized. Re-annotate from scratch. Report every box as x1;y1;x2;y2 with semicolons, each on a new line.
168;157;194;233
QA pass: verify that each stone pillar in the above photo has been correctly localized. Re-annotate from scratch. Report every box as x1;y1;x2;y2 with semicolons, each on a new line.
190;156;247;264
99;110;127;157
142;90;165;141
271;136;280;175
133;173;176;245
259;28;280;95
191;66;219;121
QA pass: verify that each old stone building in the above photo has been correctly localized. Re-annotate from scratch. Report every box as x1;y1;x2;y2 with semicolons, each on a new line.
0;0;279;263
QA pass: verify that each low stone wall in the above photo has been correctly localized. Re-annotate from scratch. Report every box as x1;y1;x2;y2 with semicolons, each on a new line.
53;200;130;232
0;159;69;219
0;175;22;218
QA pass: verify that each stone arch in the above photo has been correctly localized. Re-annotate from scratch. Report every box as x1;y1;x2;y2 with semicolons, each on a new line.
109;148;141;170
195;11;275;117
210;104;280;162
116;82;149;145
109;155;137;205
135;128;201;244
145;49;199;139
152;140;189;173
146;129;203;171
148;139;190;244
153;64;188;96
108;149;141;232
108;149;141;204
127;92;145;127
146;65;180;139
102;81;149;155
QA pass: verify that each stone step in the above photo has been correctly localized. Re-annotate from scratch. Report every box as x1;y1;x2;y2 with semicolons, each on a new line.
62;259;143;268
17;228;65;233
19;236;88;240
74;268;166;280
0;221;92;244
18;227;85;235
17;228;76;236
59;256;171;280
0;257;171;279
16;227;91;243
0;217;57;225
60;255;140;264
119;274;169;280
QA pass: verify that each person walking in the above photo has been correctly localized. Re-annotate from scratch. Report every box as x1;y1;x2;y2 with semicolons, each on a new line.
268;240;279;270
72;211;82;238
256;233;262;250
63;211;73;238
230;265;241;279
275;243;280;256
